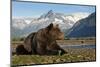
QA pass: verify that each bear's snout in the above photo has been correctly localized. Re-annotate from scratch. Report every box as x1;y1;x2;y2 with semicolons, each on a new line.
57;32;64;40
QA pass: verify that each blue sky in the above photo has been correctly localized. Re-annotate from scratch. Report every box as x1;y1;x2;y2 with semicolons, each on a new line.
12;1;96;18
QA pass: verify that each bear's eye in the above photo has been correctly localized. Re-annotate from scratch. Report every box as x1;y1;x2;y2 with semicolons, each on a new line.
54;28;60;32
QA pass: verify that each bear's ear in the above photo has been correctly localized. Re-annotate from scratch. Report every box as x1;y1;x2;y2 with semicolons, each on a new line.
47;23;53;30
55;24;59;28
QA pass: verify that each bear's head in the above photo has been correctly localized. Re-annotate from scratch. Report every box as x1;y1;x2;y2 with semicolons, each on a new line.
46;23;64;40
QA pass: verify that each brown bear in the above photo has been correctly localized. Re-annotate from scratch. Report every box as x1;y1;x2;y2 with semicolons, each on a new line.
16;23;66;55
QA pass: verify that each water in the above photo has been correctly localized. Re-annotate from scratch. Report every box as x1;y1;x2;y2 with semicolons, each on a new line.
60;44;96;49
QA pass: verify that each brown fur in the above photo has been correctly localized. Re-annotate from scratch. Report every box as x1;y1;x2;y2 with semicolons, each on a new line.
16;23;66;55
16;45;32;55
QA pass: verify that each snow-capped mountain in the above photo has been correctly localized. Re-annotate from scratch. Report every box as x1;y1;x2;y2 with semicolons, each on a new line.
12;18;26;29
12;18;34;29
35;10;90;29
65;12;90;22
67;12;96;37
11;10;90;38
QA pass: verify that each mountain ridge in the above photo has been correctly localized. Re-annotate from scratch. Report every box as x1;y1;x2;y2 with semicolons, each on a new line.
11;10;90;38
67;12;96;37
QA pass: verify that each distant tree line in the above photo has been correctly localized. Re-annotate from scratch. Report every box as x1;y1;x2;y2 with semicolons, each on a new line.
12;37;25;41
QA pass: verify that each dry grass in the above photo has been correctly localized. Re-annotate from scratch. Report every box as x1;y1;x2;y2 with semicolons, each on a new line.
11;48;96;66
11;39;96;66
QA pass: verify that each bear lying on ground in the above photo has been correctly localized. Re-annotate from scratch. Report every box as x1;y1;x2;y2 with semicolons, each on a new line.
16;23;66;55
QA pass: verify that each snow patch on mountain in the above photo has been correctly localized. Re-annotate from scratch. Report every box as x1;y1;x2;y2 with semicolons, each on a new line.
67;12;96;37
12;10;90;37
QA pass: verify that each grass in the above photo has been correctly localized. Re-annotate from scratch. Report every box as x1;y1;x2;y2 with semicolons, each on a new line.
11;39;96;66
11;48;96;66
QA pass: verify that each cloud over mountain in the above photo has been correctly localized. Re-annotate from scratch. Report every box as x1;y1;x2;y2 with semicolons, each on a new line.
11;10;90;38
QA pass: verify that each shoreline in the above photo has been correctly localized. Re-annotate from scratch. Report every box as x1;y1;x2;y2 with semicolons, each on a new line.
56;39;96;45
11;39;96;65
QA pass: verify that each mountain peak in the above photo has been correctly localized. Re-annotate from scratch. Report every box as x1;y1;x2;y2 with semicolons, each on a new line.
45;10;54;18
47;10;53;14
67;12;96;37
38;10;54;19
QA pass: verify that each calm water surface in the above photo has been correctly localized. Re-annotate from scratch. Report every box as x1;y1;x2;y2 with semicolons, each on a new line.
60;44;96;49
